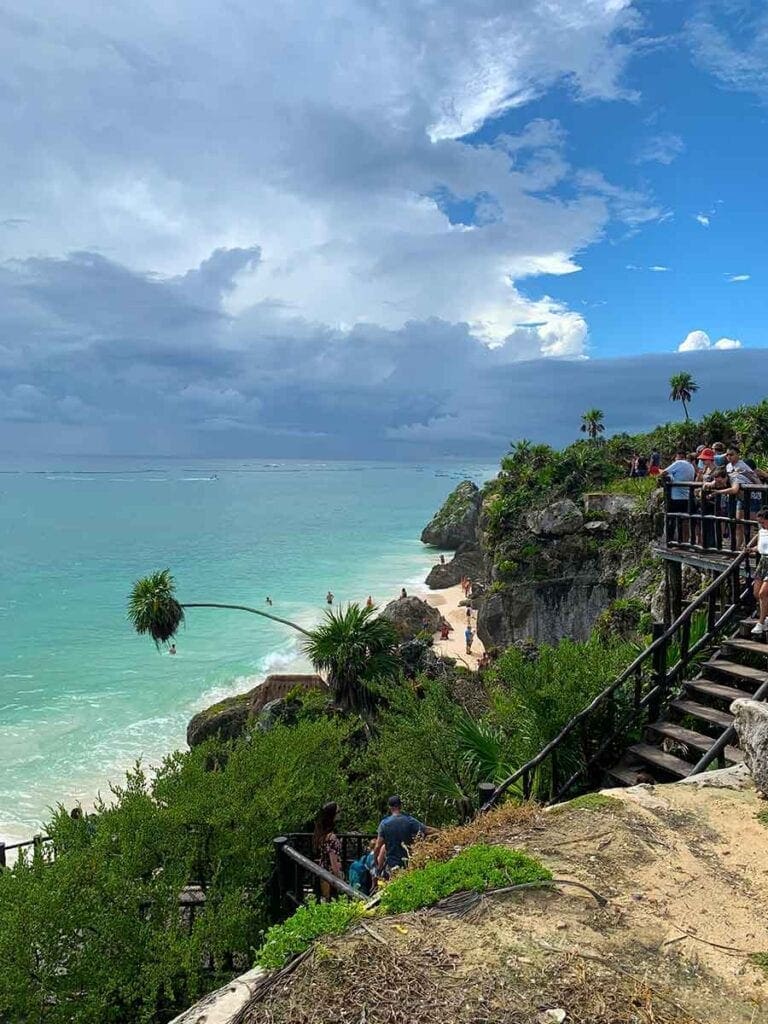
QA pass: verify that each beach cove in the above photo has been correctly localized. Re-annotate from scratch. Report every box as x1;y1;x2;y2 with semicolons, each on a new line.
0;457;494;842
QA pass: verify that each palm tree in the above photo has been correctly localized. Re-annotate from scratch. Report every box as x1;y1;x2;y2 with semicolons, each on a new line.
669;372;699;422
579;408;605;441
128;569;311;648
128;571;399;713
301;604;399;713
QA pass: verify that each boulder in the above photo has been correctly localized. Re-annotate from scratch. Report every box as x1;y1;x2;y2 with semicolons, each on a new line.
731;698;768;796
425;542;485;590
526;499;583;537
186;693;252;748
380;594;442;641
584;520;610;534
421;480;481;549
583;493;639;520
186;674;325;747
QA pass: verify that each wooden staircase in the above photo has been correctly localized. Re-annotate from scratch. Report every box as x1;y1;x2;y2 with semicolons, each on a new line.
607;618;767;786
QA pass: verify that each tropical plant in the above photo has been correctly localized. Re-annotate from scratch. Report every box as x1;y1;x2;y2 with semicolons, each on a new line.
128;569;310;648
668;372;699;422
301;603;399;713
379;844;551;914
256;897;366;969
580;408;605;440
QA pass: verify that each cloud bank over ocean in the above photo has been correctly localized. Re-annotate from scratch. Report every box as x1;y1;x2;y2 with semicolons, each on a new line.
0;0;765;457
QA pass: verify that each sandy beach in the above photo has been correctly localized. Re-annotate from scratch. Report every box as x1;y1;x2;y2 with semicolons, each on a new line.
419;582;485;668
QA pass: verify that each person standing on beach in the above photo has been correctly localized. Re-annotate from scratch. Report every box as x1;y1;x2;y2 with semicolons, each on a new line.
464;625;474;654
400;587;407;599
366;595;374;608
326;591;334;605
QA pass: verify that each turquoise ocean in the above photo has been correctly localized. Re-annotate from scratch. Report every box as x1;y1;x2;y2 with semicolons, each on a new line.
0;458;495;842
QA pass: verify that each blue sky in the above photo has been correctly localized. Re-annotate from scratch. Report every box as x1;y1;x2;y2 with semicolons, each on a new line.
0;0;767;457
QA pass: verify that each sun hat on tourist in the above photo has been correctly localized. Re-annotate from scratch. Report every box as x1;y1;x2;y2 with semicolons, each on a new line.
699;447;715;461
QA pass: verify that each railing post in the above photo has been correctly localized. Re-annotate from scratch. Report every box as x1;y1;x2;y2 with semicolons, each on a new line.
477;782;496;810
707;585;717;634
549;748;558;803
650;622;667;722
0;842;5;869
273;836;289;919
663;481;671;546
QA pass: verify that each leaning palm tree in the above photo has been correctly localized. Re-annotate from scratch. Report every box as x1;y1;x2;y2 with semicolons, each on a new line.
301;604;399;713
128;569;311;648
128;571;398;713
579;408;605;441
669;372;699;422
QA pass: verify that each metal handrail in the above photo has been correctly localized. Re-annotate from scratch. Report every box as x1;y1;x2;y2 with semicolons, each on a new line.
484;544;754;808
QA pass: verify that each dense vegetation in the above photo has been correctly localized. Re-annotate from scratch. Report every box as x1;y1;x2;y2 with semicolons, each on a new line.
7;396;768;1022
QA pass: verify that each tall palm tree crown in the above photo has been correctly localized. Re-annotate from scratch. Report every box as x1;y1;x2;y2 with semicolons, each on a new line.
579;408;605;441
301;603;399;713
669;372;699;422
128;569;185;647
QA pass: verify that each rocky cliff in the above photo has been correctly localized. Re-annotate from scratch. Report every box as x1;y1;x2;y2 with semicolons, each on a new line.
423;480;660;650
420;479;482;549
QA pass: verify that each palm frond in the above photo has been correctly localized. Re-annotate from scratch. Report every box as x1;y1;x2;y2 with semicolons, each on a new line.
127;569;184;647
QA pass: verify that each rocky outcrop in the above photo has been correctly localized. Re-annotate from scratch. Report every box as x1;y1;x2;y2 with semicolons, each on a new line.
380;595;442;641
421;480;481;549
425;543;484;589
525;499;583;537
186;674;325;747
731;698;768;796
582;492;639;520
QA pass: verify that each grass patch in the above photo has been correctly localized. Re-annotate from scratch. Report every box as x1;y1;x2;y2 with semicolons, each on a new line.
553;793;624;814
256;898;366;969
757;809;768;829
750;952;768;975
379;843;551;915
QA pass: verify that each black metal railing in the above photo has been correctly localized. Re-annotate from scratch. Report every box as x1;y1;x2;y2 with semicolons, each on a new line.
272;832;374;917
0;834;53;868
484;545;755;808
663;480;768;554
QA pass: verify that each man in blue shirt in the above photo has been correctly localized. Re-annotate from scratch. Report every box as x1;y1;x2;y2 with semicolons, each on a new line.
662;448;695;543
374;795;431;873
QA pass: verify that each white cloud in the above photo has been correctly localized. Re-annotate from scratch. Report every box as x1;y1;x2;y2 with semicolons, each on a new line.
649;265;669;272
678;330;742;352
689;3;768;99
695;214;710;227
727;273;750;282
636;132;685;165
626;264;669;272
0;0;655;368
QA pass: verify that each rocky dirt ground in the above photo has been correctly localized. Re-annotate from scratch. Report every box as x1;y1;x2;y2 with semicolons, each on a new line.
243;774;768;1024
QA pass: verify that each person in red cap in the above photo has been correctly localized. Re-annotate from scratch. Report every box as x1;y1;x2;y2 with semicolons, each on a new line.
698;447;717;484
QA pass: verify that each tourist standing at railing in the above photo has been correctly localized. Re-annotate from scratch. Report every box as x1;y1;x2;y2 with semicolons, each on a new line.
313;801;343;898
374;795;432;875
750;509;768;635
662;448;695;543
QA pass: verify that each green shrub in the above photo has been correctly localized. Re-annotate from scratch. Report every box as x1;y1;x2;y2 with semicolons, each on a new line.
750;952;768;976
495;559;519;577
379;844;551;914
594;598;646;644
255;897;366;969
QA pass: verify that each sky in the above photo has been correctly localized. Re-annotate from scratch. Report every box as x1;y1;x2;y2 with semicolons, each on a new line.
1;0;767;458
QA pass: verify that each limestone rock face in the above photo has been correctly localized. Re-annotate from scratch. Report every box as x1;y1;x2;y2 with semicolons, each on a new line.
477;579;618;649
526;499;584;537
731;698;768;796
421;480;481;549
380;595;442;640
425;543;485;589
583;493;639;520
186;674;325;747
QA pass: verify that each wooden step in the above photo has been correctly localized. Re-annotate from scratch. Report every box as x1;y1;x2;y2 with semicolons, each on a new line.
605;764;646;787
723;638;768;656
670;698;734;729
627;742;694;779
685;678;753;703
647;721;712;753
703;659;768;685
